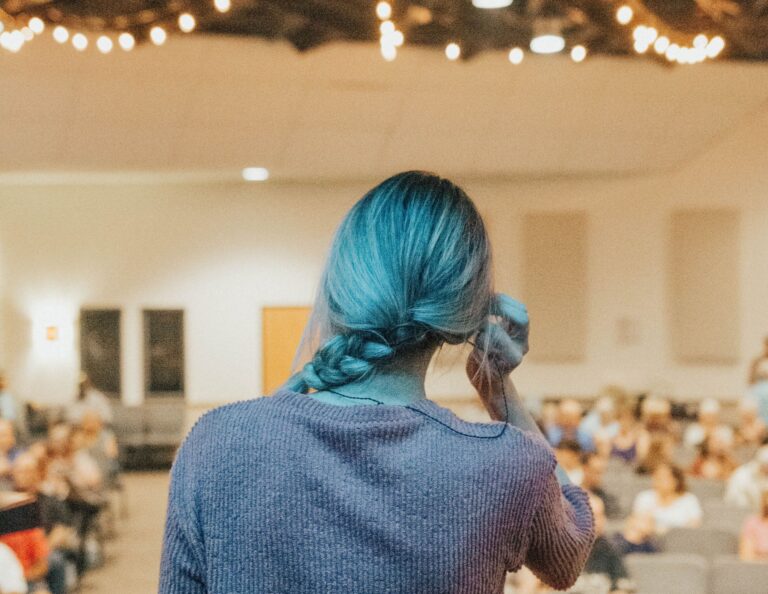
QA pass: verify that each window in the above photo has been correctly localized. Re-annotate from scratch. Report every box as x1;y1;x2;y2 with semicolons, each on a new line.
80;309;121;398
143;309;185;398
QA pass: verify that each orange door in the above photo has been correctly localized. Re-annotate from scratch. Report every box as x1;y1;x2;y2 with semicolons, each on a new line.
262;306;312;395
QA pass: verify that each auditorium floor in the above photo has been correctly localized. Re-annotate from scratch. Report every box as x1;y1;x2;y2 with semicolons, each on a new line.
78;471;170;594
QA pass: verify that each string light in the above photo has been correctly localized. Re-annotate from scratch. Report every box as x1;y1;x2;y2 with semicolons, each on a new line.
381;44;396;61
214;0;231;13
375;2;392;20
178;13;196;33
118;32;135;51
52;25;68;43
445;42;460;60
653;35;669;54
21;27;33;41
150;25;167;45
96;35;113;53
508;47;524;64
616;6;633;25
72;33;88;51
706;36;725;58
570;45;587;62
28;18;44;35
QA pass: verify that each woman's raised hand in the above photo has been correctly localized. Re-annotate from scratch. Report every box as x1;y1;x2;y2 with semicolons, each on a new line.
466;293;529;403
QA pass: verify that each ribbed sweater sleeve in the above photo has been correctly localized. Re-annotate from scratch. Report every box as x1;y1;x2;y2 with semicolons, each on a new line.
158;418;208;594
524;469;596;591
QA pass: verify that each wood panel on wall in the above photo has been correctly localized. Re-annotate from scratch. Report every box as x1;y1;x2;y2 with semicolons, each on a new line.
262;306;311;395
522;211;588;362
668;209;740;364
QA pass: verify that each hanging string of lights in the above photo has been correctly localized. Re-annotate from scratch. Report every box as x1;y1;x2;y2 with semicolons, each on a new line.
0;0;229;54
371;1;729;66
614;2;726;64
0;0;731;64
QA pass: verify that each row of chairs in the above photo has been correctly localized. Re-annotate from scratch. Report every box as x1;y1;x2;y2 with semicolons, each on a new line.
624;553;768;594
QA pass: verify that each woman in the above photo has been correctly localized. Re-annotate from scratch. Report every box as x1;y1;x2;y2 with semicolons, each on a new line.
632;463;702;535
159;171;595;593
739;489;768;561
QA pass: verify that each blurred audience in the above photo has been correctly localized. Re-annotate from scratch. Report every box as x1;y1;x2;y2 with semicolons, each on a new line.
726;445;768;509
610;405;641;465
735;396;767;447
0;419;23;490
554;439;584;486
683;398;734;449
545;399;595;453
739;489;768;562
65;374;113;427
689;426;738;481
631;463;702;535
0;541;28;594
582;452;622;519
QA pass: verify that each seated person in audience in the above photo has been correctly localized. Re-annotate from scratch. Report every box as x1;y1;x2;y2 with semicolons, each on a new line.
612;512;660;555
582;451;622;519
635;433;674;475
64;373;113;427
12;452;78;594
577;494;633;594
77;409;119;489
0;419;23;490
632;463;702;535
683;398;734;449
0;525;51;594
610;404;641;464
580;393;621;456
735;397;767;448
739;489;768;561
554;439;584;486
726;445;768;510
689;426;738;481
545;399;595;452
0;373;29;446
636;397;679;466
0;541;28;594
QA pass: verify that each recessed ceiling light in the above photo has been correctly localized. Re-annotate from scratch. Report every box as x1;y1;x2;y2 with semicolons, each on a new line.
242;167;269;182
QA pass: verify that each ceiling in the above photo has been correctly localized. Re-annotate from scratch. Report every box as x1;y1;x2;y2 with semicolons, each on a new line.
2;34;768;182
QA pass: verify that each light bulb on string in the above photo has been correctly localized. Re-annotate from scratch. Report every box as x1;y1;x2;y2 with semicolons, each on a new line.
570;45;587;62
616;6;633;25
508;47;523;64
150;26;167;45
21;27;33;41
214;0;231;13
53;25;69;43
380;43;396;61
179;13;196;33
665;43;680;61
72;32;88;51
28;17;44;35
118;32;135;51
376;2;392;20
445;42;460;60
693;34;708;49
96;35;113;53
654;36;669;54
706;36;725;58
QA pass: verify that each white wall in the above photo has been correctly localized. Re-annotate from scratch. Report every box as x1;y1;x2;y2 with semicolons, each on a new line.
2;102;768;407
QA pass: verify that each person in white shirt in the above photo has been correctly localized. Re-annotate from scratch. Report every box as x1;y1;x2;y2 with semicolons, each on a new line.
0;541;27;594
725;445;768;510
632;462;702;535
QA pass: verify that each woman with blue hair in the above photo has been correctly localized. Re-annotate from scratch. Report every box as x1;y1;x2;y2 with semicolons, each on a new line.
159;171;595;593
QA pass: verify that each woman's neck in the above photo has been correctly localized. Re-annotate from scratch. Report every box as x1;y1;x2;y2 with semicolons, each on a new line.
309;346;436;406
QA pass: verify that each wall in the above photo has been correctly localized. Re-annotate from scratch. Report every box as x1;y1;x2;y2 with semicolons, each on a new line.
2;105;767;408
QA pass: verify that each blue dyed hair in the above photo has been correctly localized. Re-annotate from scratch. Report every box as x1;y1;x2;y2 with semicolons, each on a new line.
283;170;496;393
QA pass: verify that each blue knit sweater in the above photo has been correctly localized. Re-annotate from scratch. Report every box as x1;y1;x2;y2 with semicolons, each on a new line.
158;388;595;593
